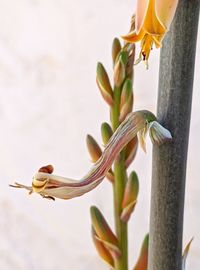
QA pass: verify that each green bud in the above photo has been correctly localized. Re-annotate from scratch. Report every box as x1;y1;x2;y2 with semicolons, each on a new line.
94;236;121;259
91;228;114;268
121;171;139;222
133;234;149;270
112;37;121;66
126;44;136;79
90;206;118;246
119;79;133;122
86;135;102;163
119;51;129;65
114;51;128;87
101;122;113;145
96;62;113;106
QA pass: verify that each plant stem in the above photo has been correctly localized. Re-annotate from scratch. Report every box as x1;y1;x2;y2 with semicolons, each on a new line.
149;1;200;269
111;86;128;270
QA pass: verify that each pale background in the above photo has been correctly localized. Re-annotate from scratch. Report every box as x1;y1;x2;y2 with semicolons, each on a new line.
0;0;199;269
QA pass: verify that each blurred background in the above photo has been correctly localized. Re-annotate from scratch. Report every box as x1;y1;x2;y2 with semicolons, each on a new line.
0;0;199;269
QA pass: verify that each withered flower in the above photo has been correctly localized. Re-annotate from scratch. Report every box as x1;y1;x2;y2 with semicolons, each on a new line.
11;110;172;200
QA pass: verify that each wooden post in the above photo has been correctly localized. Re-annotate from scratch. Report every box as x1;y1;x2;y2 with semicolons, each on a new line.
148;1;200;270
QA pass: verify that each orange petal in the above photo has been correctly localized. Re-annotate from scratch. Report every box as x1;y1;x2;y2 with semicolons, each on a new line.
155;0;179;29
136;0;149;34
143;0;166;35
121;29;145;43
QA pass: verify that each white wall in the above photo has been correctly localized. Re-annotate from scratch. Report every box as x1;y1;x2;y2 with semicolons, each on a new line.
0;0;199;269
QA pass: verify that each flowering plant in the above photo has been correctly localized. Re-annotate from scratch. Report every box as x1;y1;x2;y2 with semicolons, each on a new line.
11;1;197;269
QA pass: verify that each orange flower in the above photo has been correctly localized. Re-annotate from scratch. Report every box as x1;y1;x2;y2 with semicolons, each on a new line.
122;0;178;63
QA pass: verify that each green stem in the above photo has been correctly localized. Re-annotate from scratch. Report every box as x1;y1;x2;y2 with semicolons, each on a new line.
111;86;128;270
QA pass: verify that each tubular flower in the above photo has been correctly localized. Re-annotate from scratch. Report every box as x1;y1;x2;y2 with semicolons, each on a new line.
10;110;172;200
122;0;179;63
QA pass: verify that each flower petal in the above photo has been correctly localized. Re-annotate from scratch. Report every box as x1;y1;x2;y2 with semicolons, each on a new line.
143;0;166;35
121;29;145;43
136;0;150;34
155;0;179;29
148;121;172;145
137;126;148;152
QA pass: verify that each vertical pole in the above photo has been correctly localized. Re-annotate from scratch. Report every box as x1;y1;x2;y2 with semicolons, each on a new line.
148;1;200;270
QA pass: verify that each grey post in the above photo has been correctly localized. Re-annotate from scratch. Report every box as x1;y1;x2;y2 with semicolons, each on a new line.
148;1;200;270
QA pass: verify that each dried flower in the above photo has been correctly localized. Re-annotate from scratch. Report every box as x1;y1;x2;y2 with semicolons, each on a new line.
11;110;171;200
148;121;172;145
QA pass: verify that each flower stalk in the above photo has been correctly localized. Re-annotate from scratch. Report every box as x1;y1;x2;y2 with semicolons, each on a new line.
111;60;129;270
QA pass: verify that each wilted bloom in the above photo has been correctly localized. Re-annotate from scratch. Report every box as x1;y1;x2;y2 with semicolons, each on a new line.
148;121;172;145
122;0;179;63
11;110;172;200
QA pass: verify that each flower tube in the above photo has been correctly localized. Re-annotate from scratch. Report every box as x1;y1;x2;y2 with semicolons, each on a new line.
122;0;179;63
11;110;172;200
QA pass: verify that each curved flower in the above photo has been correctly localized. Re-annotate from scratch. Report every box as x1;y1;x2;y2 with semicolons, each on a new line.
10;110;172;200
122;0;179;63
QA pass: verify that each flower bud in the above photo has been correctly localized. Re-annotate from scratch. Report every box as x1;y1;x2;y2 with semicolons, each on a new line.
91;228;114;268
133;234;149;270
96;62;113;106
90;206;118;246
119;79;133;122
121;171;139;222
86;135;102;163
125;136;138;168
114;51;127;87
101;122;113;145
112;37;121;66
126;44;135;79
